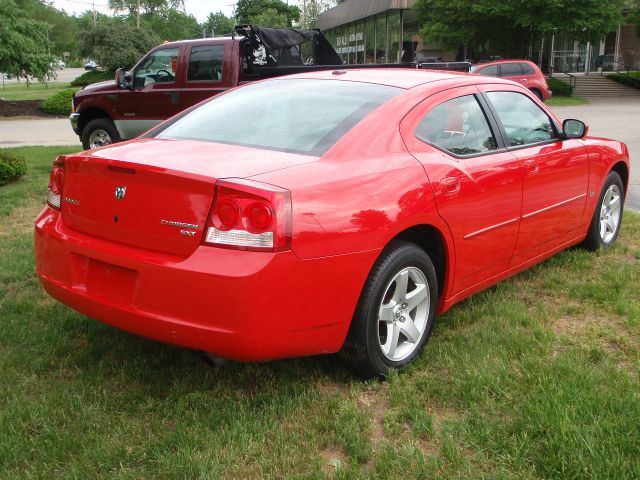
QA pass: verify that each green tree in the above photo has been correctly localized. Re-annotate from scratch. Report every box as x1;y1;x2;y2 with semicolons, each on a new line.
77;20;160;71
236;0;300;27
143;8;201;40
413;0;625;60
202;11;235;37
108;0;185;17
0;0;56;84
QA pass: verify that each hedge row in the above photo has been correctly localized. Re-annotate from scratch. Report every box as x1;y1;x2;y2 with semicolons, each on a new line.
0;150;27;185
547;77;573;96
70;70;114;87
608;73;640;90
41;89;77;116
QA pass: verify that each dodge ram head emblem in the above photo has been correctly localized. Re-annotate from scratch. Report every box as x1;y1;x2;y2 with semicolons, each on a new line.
115;186;126;201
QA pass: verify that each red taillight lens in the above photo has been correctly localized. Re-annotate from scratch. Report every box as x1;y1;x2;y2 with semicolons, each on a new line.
47;158;65;210
203;179;291;252
246;202;273;232
215;197;240;227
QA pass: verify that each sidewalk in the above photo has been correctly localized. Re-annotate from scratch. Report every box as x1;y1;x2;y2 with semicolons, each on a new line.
0;117;80;147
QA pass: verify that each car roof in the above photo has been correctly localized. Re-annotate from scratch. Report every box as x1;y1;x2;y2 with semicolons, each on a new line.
476;59;537;67
276;68;516;90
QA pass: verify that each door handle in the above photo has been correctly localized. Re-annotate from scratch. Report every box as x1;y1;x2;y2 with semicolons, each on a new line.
521;79;528;82
524;159;539;173
440;177;461;195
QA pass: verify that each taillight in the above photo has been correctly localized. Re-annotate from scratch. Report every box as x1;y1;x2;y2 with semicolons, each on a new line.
47;158;65;210
203;178;292;252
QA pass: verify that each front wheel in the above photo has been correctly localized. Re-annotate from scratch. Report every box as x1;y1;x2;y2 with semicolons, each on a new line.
581;171;624;251
81;118;120;150
340;241;438;378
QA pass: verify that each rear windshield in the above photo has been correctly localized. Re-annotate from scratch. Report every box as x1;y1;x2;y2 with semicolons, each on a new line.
154;79;402;155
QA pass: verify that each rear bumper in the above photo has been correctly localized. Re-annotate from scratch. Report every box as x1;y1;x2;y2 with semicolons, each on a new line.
34;207;376;361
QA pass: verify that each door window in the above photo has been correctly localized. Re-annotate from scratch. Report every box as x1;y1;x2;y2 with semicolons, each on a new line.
415;95;498;156
500;63;522;77
134;48;180;87
478;64;498;76
187;45;225;82
520;63;535;75
486;91;556;146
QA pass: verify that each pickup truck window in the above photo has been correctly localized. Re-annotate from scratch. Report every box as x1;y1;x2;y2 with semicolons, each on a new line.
154;79;401;155
188;45;224;82
134;47;180;88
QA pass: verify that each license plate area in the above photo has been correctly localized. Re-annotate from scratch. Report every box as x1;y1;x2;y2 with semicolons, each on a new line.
71;254;139;303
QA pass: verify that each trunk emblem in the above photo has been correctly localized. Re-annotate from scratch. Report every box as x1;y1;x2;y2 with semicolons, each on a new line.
115;186;127;201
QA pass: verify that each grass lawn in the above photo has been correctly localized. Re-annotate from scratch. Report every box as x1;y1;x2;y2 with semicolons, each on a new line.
546;96;591;106
1;146;639;479
0;82;78;101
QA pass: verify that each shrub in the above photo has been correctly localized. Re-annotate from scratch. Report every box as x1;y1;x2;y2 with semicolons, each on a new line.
547;77;573;96
70;70;114;87
0;150;27;185
608;73;640;90
41;89;77;116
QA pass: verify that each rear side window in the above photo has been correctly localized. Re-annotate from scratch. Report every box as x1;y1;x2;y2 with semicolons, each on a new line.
188;45;224;82
486;91;556;146
500;63;522;77
478;65;498;76
155;79;401;155
520;63;535;75
415;95;498;156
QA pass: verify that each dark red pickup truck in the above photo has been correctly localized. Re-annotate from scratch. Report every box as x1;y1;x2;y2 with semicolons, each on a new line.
70;25;469;150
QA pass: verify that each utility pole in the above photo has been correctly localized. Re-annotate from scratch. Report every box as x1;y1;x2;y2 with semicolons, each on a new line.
92;0;96;26
136;0;141;29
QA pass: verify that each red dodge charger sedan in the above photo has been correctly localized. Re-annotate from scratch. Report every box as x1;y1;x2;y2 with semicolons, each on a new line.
35;70;629;376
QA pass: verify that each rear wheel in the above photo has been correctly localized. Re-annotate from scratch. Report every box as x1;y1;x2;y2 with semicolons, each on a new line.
581;171;624;251
340;241;438;378
81;118;120;150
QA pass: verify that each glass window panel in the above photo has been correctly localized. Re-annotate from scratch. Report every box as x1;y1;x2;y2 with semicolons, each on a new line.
415;95;498;156
486;91;556;146
134;47;180;87
355;21;365;64
187;45;224;82
402;9;419;63
500;63;522;77
157;79;402;156
365;18;375;64
388;11;401;64
375;14;387;64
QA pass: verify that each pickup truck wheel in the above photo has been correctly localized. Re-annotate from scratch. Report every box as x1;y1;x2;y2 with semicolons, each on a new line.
340;241;438;378
82;118;120;150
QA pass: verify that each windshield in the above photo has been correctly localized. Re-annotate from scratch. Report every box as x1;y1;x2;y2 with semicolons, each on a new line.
154;79;402;155
469;66;478;73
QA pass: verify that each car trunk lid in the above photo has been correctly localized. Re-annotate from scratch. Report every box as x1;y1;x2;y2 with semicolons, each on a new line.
60;138;315;256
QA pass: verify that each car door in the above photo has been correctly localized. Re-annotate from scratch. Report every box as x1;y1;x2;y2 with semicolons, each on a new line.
480;87;589;264
401;86;523;295
180;42;234;110
499;62;528;87
111;46;184;139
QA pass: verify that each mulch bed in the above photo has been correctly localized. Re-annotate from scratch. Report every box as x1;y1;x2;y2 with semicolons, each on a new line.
0;99;64;118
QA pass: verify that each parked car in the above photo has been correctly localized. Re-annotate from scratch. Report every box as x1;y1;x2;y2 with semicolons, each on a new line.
69;25;469;151
84;60;97;71
471;59;551;101
36;69;629;377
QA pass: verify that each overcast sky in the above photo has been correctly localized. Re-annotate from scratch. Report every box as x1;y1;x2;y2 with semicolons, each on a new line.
50;0;303;23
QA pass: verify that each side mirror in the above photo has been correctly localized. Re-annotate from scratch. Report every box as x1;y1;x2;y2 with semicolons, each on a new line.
563;119;588;139
115;68;133;90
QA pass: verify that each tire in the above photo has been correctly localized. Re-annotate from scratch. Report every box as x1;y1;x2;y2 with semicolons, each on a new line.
81;118;120;150
340;241;438;378
581;171;624;251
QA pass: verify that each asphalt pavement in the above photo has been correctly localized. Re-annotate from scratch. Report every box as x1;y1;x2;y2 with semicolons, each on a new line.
1;67;86;85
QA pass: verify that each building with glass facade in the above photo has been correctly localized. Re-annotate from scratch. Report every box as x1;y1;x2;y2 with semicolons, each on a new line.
317;0;640;72
316;0;456;65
